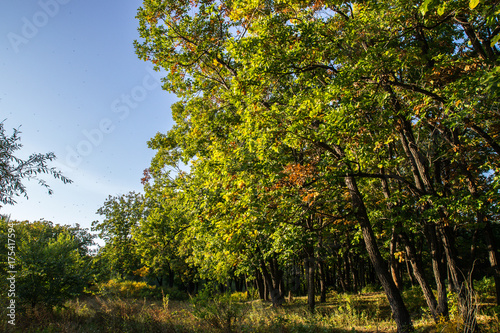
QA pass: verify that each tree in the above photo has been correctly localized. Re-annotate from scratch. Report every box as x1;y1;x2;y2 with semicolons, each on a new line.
135;0;500;331
0;218;94;308
92;192;146;279
0;121;72;206
135;168;194;288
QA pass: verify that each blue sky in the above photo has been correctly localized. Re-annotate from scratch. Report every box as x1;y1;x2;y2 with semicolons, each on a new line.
0;0;175;235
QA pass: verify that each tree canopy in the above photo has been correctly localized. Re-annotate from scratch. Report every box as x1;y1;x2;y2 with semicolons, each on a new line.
97;1;500;331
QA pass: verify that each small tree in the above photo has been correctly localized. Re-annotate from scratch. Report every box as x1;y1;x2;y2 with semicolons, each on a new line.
0;121;72;206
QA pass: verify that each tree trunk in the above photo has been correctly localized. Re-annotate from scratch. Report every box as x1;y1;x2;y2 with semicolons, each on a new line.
303;240;316;312
484;221;500;305
380;168;403;290
390;229;403;290
344;175;414;332
260;259;284;306
344;249;351;292
255;269;265;300
400;232;440;322
424;223;449;318
439;225;478;332
318;259;327;303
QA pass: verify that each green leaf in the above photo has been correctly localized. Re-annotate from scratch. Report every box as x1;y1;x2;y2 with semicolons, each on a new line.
491;33;500;47
420;0;432;15
437;4;446;16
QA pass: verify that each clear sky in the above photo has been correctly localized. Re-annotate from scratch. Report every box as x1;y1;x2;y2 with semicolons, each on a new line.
0;0;176;236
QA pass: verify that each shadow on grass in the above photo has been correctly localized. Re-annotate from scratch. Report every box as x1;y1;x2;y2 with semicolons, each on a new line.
2;292;499;333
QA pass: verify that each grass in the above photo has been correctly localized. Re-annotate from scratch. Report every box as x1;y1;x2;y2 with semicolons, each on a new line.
1;290;499;332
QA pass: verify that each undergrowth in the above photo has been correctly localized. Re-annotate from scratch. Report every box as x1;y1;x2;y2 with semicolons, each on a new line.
1;287;499;333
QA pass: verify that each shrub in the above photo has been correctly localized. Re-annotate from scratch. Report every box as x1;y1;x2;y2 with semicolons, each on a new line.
191;286;247;332
475;276;495;298
161;286;189;301
402;285;427;316
98;279;157;298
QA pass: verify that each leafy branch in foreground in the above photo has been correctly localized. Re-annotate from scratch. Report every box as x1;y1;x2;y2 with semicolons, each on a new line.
0;121;72;206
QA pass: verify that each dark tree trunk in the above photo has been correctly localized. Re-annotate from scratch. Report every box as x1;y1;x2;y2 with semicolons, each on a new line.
255;269;265;300
318;259;327;303
484;221;500;305
439;225;478;332
168;266;175;288
260;259;284;306
317;138;413;331
389;229;403;290
344;249;351;292
349;254;359;293
424;223;449;318
304;247;316;312
400;232;440;322
345;175;413;332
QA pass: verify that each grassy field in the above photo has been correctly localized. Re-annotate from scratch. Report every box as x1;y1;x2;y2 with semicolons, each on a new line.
2;287;500;333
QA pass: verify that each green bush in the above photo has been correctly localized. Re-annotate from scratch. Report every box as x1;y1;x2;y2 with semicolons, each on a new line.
475;276;495;297
360;284;382;293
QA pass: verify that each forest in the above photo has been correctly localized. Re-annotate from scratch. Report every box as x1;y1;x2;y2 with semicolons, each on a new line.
2;0;500;332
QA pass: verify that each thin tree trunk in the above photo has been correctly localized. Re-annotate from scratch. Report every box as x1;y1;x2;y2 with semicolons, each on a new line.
424;223;449;318
439;225;478;332
400;232;440;322
484;221;500;305
390;229;403;290
318;259;327;303
304;242;316;312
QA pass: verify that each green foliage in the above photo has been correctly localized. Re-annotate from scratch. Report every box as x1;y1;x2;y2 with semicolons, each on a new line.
190;283;248;332
162;286;189;301
92;192;145;279
0;219;94;308
133;0;500;328
402;285;428;317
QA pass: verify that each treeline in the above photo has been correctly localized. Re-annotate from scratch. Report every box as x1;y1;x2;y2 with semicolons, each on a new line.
92;1;500;332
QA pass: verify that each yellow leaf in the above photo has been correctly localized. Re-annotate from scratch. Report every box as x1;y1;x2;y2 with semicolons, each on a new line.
470;0;480;9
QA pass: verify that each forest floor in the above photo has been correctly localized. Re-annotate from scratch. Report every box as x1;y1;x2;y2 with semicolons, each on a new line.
3;289;500;332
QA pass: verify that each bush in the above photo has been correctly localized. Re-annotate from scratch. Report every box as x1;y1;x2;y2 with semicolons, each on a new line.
98;279;157;298
191;286;247;332
361;284;382;293
161;286;189;301
402;285;427;316
475;276;495;298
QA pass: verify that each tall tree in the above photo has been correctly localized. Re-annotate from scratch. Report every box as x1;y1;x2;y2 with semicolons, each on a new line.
92;192;145;279
135;0;500;331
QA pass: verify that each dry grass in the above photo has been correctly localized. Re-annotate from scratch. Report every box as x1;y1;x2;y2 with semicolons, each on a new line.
1;291;499;332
